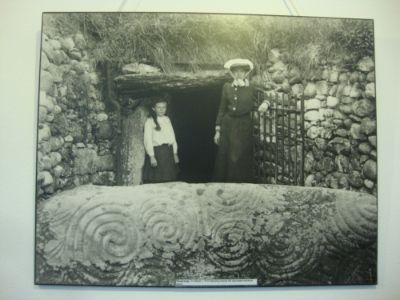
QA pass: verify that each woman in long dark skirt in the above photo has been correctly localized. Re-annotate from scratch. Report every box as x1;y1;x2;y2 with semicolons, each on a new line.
213;59;270;183
142;96;179;183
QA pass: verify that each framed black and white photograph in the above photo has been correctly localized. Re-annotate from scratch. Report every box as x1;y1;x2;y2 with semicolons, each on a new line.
35;12;377;287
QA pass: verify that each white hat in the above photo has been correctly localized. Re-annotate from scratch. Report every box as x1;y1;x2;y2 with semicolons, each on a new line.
224;58;254;71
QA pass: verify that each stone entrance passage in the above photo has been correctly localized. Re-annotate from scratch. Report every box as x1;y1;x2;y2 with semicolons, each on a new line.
113;64;230;185
170;87;221;182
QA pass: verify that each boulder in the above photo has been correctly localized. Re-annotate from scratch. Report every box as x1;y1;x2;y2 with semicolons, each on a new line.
328;70;339;83
271;71;286;84
360;155;370;164
338;73;349;83
367;71;375;82
349;114;362;123
35;182;377;286
352;99;375;117
350;123;367;140
52;50;69;65
334;129;348;137
320;127;333;139
269;61;287;72
327;96;339;108
304;110;322;122
326;174;339;189
368;136;377;148
333;110;346;120
317;157;335;174
307;126;320;139
349;84;362;98
64;135;73;143
304;99;321;111
370;150;377;160
38;155;52;171
316;80;329;95
363;159;377;180
358;57;375;72
41;52;50;71
348;170;364;188
329;137;351;154
359;142;372;154
269;48;281;63
53;165;64;177
73;61;90;74
322;69;329;80
39;141;52;155
39;92;55;113
122;63;161;75
365;83;375;98
37;171;53;187
73;148;98;175
343;118;353;129
329;84;337;96
304;83;317;98
335;83;346;98
279;79;291;93
96;113;108;122
49;136;64;151
335;154;350;173
69;50;82;61
333;119;343;126
288;67;302;84
49;39;61;50
40;71;54;94
60;37;75;52
322;108;334;118
38;124;51;142
337;173;350;189
339;104;353;114
74;33;86;49
291;84;304;99
38;106;47;123
360;117;376;135
49;152;62;167
349;71;362;83
364;179;374;189
47;64;63;83
340;96;353;105
96;122;113;140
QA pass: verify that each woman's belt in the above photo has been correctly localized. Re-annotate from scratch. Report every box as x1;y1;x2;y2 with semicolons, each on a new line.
226;110;252;118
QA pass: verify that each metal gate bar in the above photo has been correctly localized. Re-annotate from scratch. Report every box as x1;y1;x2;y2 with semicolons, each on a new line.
253;88;305;186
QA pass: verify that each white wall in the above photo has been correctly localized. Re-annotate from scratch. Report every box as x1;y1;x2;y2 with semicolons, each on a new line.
1;0;399;299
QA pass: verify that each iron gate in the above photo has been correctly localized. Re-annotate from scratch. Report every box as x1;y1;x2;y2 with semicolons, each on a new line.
253;89;305;185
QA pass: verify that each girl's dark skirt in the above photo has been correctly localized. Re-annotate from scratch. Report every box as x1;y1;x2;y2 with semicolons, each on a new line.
142;144;179;183
213;113;254;183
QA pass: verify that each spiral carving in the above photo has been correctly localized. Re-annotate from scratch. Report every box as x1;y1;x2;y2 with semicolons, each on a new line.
206;218;253;272
325;191;377;254
37;183;377;286
44;201;144;269
138;187;201;253
256;229;323;280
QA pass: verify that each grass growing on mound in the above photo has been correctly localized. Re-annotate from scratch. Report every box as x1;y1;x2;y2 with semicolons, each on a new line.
43;13;374;73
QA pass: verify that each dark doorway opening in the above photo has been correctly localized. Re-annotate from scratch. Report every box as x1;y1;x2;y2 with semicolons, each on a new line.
169;86;222;183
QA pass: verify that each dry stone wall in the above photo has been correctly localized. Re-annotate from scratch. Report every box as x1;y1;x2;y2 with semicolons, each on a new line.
37;32;116;199
260;51;377;195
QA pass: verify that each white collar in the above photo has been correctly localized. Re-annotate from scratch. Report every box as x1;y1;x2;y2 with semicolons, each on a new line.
232;78;249;87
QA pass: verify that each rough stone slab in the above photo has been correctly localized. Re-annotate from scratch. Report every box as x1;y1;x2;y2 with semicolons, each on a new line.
36;183;377;286
115;71;230;95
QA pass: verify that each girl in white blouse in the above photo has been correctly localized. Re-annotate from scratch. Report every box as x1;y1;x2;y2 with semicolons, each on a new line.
142;96;179;183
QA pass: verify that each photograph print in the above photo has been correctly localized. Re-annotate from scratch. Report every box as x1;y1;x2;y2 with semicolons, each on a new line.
35;12;377;287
